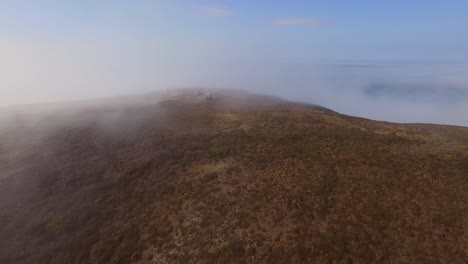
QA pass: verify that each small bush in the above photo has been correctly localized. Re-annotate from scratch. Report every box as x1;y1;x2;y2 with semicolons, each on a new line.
210;145;231;156
46;213;63;234
25;212;63;235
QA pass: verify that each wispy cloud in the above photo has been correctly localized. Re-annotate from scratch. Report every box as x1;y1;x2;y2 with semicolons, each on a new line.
201;6;234;17
271;18;322;27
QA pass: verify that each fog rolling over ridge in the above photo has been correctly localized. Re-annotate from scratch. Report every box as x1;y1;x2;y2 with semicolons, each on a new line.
0;0;467;126
1;48;467;126
2;2;468;263
203;61;468;126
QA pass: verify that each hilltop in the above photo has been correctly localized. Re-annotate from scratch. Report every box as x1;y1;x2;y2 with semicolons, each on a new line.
0;90;467;263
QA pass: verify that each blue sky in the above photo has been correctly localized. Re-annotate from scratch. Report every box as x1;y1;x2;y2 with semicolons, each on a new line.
1;0;467;62
0;1;467;125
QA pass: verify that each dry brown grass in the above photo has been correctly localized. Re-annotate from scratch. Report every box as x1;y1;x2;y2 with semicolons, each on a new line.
0;90;466;263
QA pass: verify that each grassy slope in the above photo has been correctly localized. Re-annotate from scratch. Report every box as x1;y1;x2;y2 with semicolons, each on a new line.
0;91;467;263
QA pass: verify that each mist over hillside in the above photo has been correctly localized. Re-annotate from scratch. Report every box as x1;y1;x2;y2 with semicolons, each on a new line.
1;45;467;126
1;1;468;263
0;90;467;263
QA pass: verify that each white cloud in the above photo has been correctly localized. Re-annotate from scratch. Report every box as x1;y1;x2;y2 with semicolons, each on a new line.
201;6;234;17
271;18;322;27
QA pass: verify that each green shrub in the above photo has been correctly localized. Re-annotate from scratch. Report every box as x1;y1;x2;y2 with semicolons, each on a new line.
25;212;63;235
210;145;231;156
46;213;63;234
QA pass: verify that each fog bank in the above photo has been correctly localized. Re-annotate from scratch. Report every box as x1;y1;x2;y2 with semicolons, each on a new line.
0;36;467;126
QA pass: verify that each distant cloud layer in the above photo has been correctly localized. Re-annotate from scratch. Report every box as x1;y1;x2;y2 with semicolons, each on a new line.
271;18;322;27
1;35;467;126
201;6;234;17
364;82;468;102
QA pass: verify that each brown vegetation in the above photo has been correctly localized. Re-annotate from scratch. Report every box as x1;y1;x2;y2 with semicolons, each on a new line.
0;90;467;263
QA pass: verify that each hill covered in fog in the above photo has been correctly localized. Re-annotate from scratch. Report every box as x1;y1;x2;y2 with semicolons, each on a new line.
0;90;467;263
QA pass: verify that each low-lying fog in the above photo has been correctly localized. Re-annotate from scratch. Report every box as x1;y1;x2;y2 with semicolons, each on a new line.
197;61;468;126
1;51;466;126
1;1;467;127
